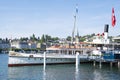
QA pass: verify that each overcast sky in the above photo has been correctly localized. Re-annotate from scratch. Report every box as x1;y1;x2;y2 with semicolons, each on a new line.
0;0;120;39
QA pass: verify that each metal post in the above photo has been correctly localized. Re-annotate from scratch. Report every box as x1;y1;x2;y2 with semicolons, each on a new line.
76;52;80;71
118;61;120;68
43;52;46;71
99;61;102;68
93;61;96;67
110;62;113;68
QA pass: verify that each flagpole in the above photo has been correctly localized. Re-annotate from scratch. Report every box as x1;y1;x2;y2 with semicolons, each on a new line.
111;7;116;51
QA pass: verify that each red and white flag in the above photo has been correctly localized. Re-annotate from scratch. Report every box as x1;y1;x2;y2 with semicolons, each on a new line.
112;7;116;27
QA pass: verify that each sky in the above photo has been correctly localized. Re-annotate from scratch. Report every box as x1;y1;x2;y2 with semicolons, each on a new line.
0;0;120;39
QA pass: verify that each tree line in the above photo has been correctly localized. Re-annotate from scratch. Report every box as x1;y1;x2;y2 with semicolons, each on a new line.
0;33;115;43
20;34;59;43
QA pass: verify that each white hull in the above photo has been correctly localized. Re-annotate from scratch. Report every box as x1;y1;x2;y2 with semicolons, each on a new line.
8;56;76;66
8;51;89;67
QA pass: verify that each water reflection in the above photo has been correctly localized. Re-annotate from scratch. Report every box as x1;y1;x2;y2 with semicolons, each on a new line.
93;70;102;80
8;66;43;80
43;64;46;80
7;63;120;80
43;70;46;80
0;54;8;80
75;65;79;80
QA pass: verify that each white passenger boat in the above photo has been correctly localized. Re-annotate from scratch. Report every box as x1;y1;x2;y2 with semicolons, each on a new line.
8;45;94;67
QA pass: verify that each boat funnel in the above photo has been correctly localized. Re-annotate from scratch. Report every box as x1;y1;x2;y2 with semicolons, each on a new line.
104;24;109;43
104;24;109;33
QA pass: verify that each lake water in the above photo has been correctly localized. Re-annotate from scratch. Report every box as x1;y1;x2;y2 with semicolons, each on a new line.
0;54;120;80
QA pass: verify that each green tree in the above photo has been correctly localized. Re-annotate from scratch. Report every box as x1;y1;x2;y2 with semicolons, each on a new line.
66;36;71;41
20;37;29;41
41;34;45;43
45;35;51;41
30;34;37;41
52;37;59;41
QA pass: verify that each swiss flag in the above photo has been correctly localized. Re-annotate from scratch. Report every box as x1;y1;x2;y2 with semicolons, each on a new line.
112;7;116;27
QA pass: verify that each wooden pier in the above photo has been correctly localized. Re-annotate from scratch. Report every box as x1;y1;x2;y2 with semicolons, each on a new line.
88;56;120;68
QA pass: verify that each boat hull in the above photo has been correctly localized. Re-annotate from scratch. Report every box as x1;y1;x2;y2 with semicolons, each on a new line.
8;56;76;67
8;55;89;67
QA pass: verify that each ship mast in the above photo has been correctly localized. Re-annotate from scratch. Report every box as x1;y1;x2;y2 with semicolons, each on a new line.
71;4;78;43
